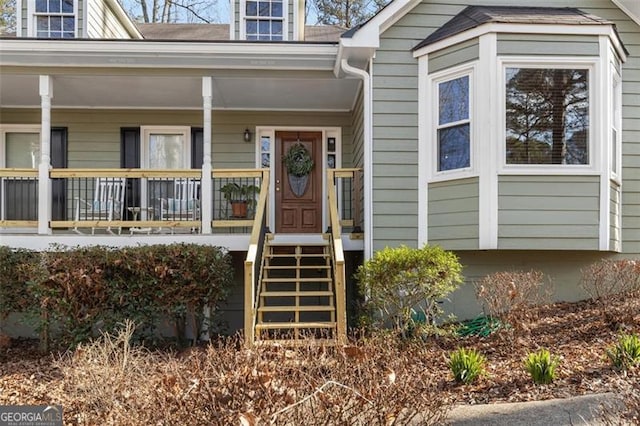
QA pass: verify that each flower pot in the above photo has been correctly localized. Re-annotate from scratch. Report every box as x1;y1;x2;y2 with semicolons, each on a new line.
288;174;309;197
231;201;248;218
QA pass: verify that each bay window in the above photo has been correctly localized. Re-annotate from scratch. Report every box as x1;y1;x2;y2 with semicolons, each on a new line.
505;67;590;166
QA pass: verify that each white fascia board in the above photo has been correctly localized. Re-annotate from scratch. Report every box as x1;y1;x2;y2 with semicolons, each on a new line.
0;40;338;70
413;23;626;61
612;0;640;27
104;0;144;39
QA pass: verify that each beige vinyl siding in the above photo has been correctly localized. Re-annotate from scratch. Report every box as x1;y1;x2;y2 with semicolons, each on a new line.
428;177;479;250
0;109;352;169
428;38;479;73
234;1;240;40
86;0;129;38
498;175;600;250
77;0;83;36
287;0;293;40
21;0;27;35
497;33;599;56
610;181;621;252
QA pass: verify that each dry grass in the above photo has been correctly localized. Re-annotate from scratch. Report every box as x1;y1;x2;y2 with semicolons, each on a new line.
51;322;450;425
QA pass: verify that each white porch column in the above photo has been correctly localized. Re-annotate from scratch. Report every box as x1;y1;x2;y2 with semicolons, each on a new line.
38;76;52;235
200;76;213;234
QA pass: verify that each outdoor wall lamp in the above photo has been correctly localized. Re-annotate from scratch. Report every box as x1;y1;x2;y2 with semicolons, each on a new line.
243;128;252;143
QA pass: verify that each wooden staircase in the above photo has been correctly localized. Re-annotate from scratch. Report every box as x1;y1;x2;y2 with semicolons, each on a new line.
254;238;338;343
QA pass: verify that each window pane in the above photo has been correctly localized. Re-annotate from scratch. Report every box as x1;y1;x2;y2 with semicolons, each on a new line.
258;1;270;16
272;20;282;35
506;68;589;165
50;16;61;31
37;16;49;30
438;124;470;171
271;1;283;17
6;133;40;168
259;20;270;34
149;134;184;169
62;0;73;13
50;31;61;38
36;0;47;12
246;19;257;34
48;0;60;13
439;76;469;125
246;1;257;16
271;34;283;41
63;16;74;31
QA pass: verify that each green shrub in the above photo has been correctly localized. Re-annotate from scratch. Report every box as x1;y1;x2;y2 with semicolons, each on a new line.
356;245;463;337
448;347;486;384
607;333;640;370
0;247;39;330
524;348;559;384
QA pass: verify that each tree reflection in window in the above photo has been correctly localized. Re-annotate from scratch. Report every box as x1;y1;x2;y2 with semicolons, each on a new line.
437;75;470;172
506;68;589;165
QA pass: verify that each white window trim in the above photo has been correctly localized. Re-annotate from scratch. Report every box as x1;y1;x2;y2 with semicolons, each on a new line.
498;57;599;175
0;124;42;168
428;63;478;183
140;126;191;169
255;126;341;233
610;65;623;183
239;0;288;41
27;0;79;38
140;126;191;216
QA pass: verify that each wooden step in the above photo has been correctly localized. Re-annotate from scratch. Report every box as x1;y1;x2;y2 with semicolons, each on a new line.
267;253;328;258
264;265;331;270
255;321;336;330
258;306;335;313
267;242;329;247
254;339;336;347
262;277;332;283
260;291;334;297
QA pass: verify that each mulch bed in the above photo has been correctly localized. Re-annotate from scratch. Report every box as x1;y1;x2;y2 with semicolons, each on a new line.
1;297;639;409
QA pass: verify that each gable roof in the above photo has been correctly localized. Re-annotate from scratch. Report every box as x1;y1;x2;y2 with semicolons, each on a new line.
414;6;614;50
137;23;344;42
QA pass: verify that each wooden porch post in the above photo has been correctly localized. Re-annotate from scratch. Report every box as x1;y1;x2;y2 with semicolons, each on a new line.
38;75;52;235
201;76;213;234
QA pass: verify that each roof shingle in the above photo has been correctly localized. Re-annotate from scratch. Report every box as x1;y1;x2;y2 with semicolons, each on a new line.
414;6;614;50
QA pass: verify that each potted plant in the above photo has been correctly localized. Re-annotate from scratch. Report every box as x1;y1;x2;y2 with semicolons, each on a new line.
220;182;260;218
283;142;314;197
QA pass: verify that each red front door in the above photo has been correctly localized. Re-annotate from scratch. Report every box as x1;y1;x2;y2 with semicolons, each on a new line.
275;131;323;233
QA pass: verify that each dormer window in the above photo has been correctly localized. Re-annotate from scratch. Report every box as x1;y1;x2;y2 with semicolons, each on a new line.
244;0;284;40
34;0;75;38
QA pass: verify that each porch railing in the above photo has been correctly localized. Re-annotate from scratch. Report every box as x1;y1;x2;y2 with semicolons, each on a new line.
332;168;363;233
0;168;39;228
327;168;362;344
0;168;269;233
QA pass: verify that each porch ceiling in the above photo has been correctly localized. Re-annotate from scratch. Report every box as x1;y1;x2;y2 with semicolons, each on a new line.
0;73;360;111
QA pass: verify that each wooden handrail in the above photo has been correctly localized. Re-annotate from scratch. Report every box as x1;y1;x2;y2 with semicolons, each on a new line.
327;169;348;344
49;168;267;178
244;169;270;347
0;169;38;178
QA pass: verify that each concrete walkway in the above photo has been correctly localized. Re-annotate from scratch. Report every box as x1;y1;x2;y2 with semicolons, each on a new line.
446;393;624;426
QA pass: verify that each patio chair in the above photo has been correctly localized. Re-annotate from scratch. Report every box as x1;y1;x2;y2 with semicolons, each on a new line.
159;178;201;233
74;177;126;235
